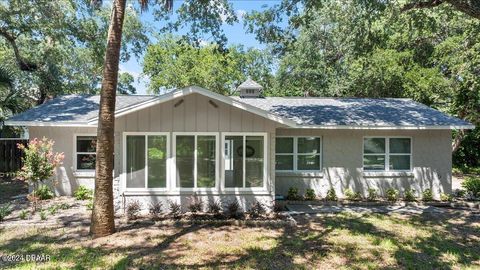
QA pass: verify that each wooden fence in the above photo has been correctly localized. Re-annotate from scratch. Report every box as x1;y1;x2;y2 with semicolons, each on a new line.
0;139;28;174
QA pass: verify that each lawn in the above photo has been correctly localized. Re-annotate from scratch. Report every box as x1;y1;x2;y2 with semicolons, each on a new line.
1;210;479;269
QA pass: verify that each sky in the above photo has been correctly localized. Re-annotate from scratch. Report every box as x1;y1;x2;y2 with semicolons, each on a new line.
120;1;280;95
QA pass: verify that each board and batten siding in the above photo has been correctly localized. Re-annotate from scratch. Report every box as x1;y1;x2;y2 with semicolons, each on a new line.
274;128;452;199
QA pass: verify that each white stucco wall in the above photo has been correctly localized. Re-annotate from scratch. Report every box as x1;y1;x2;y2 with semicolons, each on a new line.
275;129;452;199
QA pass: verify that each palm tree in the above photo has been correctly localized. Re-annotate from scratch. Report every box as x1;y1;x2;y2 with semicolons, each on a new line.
90;0;173;238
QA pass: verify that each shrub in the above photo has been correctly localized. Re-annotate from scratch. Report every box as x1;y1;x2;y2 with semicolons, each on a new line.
304;189;316;201
367;188;378;201
404;189;416;202
287;187;300;200
207;199;222;215
39;210;47;220
462;177;480;198
272;203;284;213
168;200;182;219
344;188;362;201
34;185;54;200
325;188;337;201
422;189;434;202
126;200;142;220
226;199;242;219
48;205;58;215
58;203;70;210
74;185;93;200
148;202;163;219
19;209;28;220
440;193;453;202
247;201;266;219
0;204;12;222
86;199;93;210
386;188;399;202
187;196;203;213
17;137;64;210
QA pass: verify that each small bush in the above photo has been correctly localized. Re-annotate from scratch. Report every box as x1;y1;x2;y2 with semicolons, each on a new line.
247;201;266;219
168;200;182;219
226;199;241;219
48;205;58;215
367;188;378;201
462;177;480;198
304;189;316;201
207;199;222;215
148;202;163;220
404;189;416;202
386;188;399;202
287;187;300;200
422;189;434;202
440;193;453;202
272;203;284;213
0;204;12;222
58;203;70;210
453;189;466;198
39;210;47;220
19;209;29;220
126;200;142;220
325;188;337;201
344;188;362;201
34;185;54;200
74;185;93;200
187;196;203;214
86;199;93;210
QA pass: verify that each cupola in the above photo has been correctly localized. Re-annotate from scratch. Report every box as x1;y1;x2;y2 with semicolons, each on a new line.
237;78;263;98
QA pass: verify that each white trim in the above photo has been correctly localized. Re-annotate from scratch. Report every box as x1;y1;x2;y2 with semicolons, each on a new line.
362;136;413;172
172;132;220;192
122;132;171;192
275;136;323;173
221;132;268;192
5;121;95;127
73;133;97;172
281;125;475;130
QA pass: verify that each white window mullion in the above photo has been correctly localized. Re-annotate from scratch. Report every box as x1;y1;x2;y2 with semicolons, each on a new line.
242;136;246;188
144;135;148;188
194;135;198;188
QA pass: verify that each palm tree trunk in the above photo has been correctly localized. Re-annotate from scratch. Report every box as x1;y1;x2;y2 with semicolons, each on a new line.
90;0;127;238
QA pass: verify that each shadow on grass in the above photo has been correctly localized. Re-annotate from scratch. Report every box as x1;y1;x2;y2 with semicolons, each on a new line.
0;210;479;269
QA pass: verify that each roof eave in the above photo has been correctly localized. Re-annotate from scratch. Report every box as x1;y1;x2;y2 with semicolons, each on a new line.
4;120;94;127
289;124;476;130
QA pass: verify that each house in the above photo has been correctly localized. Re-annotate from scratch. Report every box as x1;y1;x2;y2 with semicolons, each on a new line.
5;80;474;210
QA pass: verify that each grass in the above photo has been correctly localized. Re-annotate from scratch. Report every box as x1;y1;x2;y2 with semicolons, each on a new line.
0;210;479;269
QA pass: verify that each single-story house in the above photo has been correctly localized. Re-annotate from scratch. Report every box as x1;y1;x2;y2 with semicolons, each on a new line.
5;79;474;210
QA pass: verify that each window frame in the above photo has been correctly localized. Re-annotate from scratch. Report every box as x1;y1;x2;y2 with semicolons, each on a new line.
221;132;268;191
73;133;97;172
122;132;171;191
275;136;322;172
172;132;220;191
362;136;412;172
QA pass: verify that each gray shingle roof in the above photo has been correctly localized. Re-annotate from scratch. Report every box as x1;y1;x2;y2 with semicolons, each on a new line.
231;97;472;127
7;94;156;123
6;90;473;128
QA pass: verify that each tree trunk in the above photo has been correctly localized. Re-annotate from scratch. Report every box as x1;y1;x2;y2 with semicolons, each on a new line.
90;0;127;238
452;129;465;154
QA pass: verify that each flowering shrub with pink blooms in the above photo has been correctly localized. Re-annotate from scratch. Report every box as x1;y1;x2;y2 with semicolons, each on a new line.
17;137;64;190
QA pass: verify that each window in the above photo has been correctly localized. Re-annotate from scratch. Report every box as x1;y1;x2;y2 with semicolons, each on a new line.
275;137;321;172
363;137;411;171
125;134;168;189
224;134;266;188
174;134;218;189
76;136;97;170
